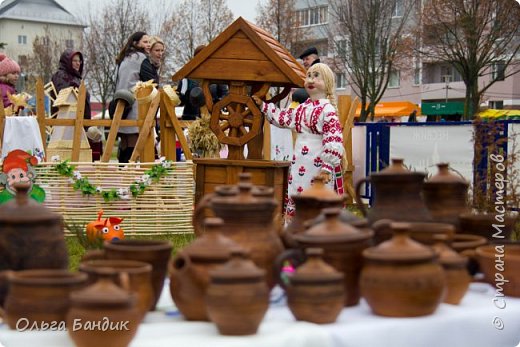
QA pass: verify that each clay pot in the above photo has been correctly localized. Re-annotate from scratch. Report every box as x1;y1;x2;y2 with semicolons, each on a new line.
67;268;141;347
206;249;269;335
103;239;172;310
283;207;373;306
371;220;455;245
452;234;488;275
475;244;520;297
360;222;445;317
459;212;518;241
423;163;470;230
2;269;87;329
432;235;471;305
0;183;68;306
79;259;154;318
286;248;344;324
355;158;432;226
193;173;284;289
283;176;344;248
169;218;238;321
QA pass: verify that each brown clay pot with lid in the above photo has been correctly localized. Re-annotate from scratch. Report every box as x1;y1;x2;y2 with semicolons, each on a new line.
279;207;373;306
0;183;68;306
193;173;284;289
67;268;141;347
431;235;470;305
169;217;239;321
283;176;345;247
1;269;87;329
360;222;445;317
206;248;269;335
355;158;432;226
423;163;470;230
286;248;345;324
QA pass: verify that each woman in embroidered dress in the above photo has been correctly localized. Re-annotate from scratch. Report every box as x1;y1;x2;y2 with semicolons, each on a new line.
253;63;344;222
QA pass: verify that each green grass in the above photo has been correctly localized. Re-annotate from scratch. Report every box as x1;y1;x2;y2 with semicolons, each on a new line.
66;233;195;271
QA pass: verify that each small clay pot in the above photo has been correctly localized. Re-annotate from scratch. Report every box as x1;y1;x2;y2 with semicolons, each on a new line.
3;269;87;329
360;222;445;317
206;249;269;335
169;218;238;321
459;212;518;241
432;235;471;305
286;248;344;324
476;244;520;297
67;268;141;347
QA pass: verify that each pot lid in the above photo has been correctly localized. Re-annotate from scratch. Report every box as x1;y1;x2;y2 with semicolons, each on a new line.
372;158;425;177
295;208;373;244
363;222;436;262
290;248;343;284
294;176;343;203
425;163;469;185
0;183;61;223
212;173;276;209
183;218;239;260
432;234;468;267
209;248;265;282
70;268;135;306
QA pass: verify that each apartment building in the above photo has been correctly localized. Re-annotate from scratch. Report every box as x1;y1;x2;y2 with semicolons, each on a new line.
294;0;520;119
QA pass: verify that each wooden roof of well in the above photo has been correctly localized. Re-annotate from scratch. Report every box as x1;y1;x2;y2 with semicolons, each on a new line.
172;17;306;87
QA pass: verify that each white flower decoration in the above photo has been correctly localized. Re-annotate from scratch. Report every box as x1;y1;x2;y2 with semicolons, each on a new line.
95;186;103;193
118;188;130;199
73;171;82;180
51;155;61;162
68;178;75;184
162;160;172;169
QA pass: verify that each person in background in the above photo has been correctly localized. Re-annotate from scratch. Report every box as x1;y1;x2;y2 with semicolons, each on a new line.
0;54;20;109
114;31;154;163
299;46;321;70
148;36;165;85
253;63;344;223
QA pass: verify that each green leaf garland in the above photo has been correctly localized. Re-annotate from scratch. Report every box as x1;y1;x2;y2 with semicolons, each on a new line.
53;158;174;202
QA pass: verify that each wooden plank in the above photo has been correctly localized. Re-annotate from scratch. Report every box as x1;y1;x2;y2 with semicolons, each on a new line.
191;59;290;84
263;118;271;160
211;37;270;61
194;158;290;168
71;82;87;162
159;92;177;161
0;98;5;155
194;163;206;207
164;94;193;160
100;100;125;162
130;91;160;162
35;78;47;154
46;119;142;127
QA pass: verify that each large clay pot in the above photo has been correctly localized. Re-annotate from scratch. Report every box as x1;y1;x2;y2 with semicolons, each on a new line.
423;163;470;230
283;176;344;248
355;158;432;226
206;249;269;335
103;239;172;310
370;220;455;245
360;222;445;317
279;207;373;306
2;269;87;329
193;173;284;289
459;212;518;241
67;268;141;347
286;248;344;324
475;244;520;297
169;218;238;321
0;183;68;306
431;235;471;305
79;259;154;318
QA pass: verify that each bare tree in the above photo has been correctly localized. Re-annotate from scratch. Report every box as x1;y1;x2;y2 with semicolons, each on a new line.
160;0;234;77
82;0;150;114
255;0;306;54
328;0;415;121
419;0;520;120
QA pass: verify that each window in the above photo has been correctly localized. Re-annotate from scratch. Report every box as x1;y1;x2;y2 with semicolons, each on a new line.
489;101;504;109
388;70;400;88
492;62;505;81
414;68;421;85
336;72;347;89
65;39;74;49
17;35;27;45
440;65;462;82
18;55;28;66
392;0;404;17
336;39;347;57
296;6;328;27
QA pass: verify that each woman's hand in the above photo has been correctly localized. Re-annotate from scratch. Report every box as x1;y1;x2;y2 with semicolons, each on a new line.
251;95;263;106
317;170;331;184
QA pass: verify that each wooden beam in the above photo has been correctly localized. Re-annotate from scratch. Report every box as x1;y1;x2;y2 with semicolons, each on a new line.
35;78;47;154
159;91;177;161
71;82;87;161
130;92;161;162
0;96;5;155
45;119;143;127
100;100;125;162
164;95;193;160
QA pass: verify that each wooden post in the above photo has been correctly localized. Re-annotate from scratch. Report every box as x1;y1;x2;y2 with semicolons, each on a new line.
100;100;125;162
162;92;192;160
262;118;271;160
71;82;87;162
0;97;5;155
35;78;47;154
338;95;359;204
136;86;156;162
130;92;161;162
159;90;177;161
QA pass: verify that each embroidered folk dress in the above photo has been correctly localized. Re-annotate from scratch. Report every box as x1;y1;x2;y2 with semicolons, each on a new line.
261;98;344;218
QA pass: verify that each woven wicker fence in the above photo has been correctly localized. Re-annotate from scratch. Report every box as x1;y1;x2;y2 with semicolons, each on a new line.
32;161;194;236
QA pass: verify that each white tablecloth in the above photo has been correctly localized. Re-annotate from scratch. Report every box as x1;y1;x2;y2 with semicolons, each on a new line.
1;116;45;162
1;282;519;347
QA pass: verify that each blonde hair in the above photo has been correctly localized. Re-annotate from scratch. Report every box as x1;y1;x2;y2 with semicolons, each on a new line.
149;36;165;50
307;63;337;110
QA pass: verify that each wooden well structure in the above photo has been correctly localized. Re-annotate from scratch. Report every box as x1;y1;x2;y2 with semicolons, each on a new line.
172;17;306;210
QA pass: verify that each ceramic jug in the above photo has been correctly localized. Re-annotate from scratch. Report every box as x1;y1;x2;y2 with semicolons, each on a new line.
355;158;432;225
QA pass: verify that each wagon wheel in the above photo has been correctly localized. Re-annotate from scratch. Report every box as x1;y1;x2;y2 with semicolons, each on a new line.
210;94;263;146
